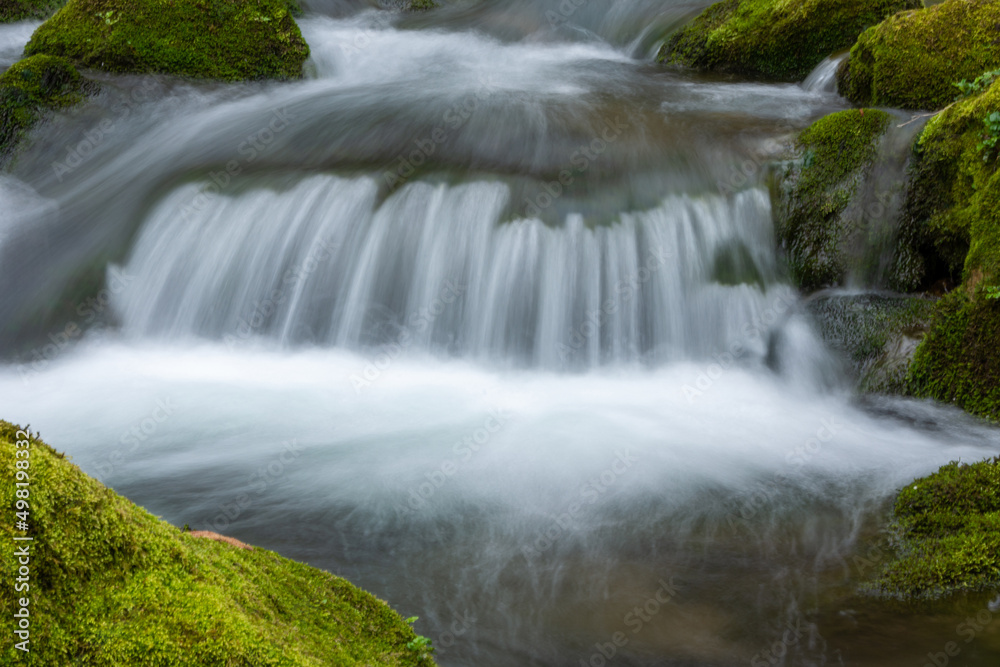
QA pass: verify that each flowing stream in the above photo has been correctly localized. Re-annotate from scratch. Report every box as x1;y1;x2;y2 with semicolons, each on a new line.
2;2;1000;665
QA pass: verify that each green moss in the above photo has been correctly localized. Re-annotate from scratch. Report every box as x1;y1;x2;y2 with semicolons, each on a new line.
907;290;1000;420
0;420;437;666
0;0;68;22
0;54;88;162
776;108;892;289
405;0;438;10
866;458;1000;599
658;0;920;82
24;0;309;82
838;0;1000;110
902;78;1000;419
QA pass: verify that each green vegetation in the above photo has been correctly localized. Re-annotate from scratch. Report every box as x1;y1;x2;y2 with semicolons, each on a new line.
955;68;1000;100
776;108;892;289
0;420;437;666
907;290;1000;420
406;0;438;10
903;77;1000;420
0;0;68;22
979;111;1000;161
867;458;1000;599
25;0;309;82
658;0;920;82
0;55;88;162
837;0;1000;110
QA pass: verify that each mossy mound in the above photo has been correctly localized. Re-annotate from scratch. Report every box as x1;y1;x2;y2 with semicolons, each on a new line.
776;108;893;289
24;0;309;82
1;0;68;22
657;0;920;82
837;0;1000;110
904;79;1000;420
0;420;436;666
867;458;1000;599
0;54;88;162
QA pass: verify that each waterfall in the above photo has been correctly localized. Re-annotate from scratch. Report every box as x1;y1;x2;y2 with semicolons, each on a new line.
113;174;793;369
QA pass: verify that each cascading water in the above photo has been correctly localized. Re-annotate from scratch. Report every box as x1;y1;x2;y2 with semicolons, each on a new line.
1;4;999;666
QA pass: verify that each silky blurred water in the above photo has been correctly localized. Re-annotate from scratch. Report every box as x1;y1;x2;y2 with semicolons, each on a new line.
1;4;999;666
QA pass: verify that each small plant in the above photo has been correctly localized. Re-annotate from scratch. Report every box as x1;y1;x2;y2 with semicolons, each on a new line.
405;616;434;662
977;111;1000;162
984;285;1000;300
954;68;1000;99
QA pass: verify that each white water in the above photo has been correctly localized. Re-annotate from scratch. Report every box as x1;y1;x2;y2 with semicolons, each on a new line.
2;5;1000;666
801;53;847;94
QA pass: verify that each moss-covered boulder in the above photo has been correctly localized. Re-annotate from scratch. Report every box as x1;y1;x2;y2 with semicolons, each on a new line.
776;108;897;289
24;0;309;82
903;78;1000;420
657;0;920;82
866;458;1000;599
0;420;437;665
1;0;68;22
837;0;1000;111
0;54;88;162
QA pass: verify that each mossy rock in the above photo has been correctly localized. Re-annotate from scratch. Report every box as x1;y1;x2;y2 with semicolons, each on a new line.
806;293;935;394
657;0;920;82
837;0;1000;110
404;0;437;9
0;54;88;162
0;420;437;665
1;0;68;22
24;0;309;82
776;108;893;289
902;78;1000;420
866;458;1000;599
907;289;1000;420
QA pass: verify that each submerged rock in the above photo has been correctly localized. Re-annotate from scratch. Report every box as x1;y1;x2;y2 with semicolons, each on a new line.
0;54;88;163
657;0;919;82
837;0;1000;110
0;420;437;665
24;0;309;81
